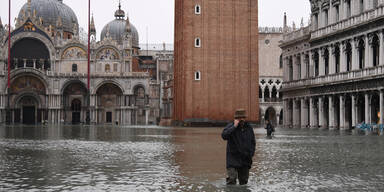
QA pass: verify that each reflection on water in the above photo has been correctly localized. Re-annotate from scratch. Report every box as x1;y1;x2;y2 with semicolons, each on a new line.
0;125;384;191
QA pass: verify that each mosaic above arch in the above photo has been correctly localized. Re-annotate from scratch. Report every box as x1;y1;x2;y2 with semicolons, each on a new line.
11;76;46;95
96;48;119;60
62;46;87;59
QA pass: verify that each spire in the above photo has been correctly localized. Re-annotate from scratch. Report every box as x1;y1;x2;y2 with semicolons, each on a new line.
283;12;288;33
300;17;304;28
0;17;3;28
90;14;96;34
125;15;131;32
114;0;125;19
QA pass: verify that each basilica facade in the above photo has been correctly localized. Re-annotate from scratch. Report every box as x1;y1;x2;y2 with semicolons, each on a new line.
281;0;384;129
0;0;157;125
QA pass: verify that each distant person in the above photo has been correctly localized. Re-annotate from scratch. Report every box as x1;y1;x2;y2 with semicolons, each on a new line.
265;120;274;137
222;109;256;185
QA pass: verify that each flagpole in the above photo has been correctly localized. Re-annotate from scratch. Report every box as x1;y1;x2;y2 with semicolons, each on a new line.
86;0;91;124
6;0;11;124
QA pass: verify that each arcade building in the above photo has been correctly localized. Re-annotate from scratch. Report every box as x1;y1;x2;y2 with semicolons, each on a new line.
0;0;160;125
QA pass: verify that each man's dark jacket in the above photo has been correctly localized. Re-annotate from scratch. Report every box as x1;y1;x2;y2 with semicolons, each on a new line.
222;122;256;169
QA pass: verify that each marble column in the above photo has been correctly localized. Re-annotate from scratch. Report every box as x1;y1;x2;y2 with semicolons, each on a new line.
262;88;265;102
340;95;345;129
330;45;336;74
295;100;301;127
301;53;306;79
365;35;371;68
319;49;325;76
309;51;314;77
352;38;359;70
145;109;149;125
310;97;315;128
293;56;298;81
283;100;287;126
380;90;383;125
365;93;370;124
379;32;384;66
318;97;324;128
301;98;308;128
340;43;346;72
340;0;345;20
352;94;356;127
329;96;335;129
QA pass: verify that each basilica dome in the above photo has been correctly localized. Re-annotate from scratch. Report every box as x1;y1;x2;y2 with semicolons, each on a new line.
17;0;78;34
100;5;139;47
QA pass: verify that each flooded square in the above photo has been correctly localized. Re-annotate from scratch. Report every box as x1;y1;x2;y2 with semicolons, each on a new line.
0;126;384;191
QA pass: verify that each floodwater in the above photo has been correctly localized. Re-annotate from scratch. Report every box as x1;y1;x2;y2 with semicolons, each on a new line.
0;125;383;192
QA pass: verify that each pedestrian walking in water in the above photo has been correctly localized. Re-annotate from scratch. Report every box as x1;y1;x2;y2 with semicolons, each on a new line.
222;109;256;185
265;120;274;137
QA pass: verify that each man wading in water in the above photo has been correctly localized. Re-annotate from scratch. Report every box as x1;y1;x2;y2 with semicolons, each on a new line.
222;109;256;185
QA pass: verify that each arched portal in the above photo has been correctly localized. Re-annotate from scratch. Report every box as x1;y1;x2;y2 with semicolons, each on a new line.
62;81;88;124
71;99;82;124
265;107;277;126
96;83;123;124
10;38;50;70
15;95;39;124
10;75;46;124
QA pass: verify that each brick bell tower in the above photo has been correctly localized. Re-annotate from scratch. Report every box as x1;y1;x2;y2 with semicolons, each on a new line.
173;0;259;125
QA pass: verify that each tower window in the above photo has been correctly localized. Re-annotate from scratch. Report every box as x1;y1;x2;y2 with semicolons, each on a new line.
195;71;201;81
72;64;77;72
195;5;201;15
195;38;201;48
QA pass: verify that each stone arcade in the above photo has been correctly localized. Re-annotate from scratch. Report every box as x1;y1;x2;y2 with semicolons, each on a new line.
281;0;384;129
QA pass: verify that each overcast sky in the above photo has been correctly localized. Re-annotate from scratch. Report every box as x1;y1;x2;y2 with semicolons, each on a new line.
0;0;310;44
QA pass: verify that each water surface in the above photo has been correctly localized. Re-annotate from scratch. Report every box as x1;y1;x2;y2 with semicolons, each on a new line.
0;125;383;191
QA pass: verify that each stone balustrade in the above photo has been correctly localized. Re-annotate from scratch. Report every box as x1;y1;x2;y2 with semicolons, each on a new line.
312;6;384;40
283;64;384;89
282;26;311;43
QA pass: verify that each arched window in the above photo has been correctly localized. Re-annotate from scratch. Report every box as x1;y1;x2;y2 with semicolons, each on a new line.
195;38;201;48
358;39;365;69
323;48;329;75
195;71;201;80
314;52;319;76
371;34;380;67
195;5;201;15
272;86;278;99
72;64;77;72
264;86;270;99
324;9;329;26
360;0;364;13
105;64;110;72
345;42;352;71
346;0;351;17
279;54;283;69
334;45;340;73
